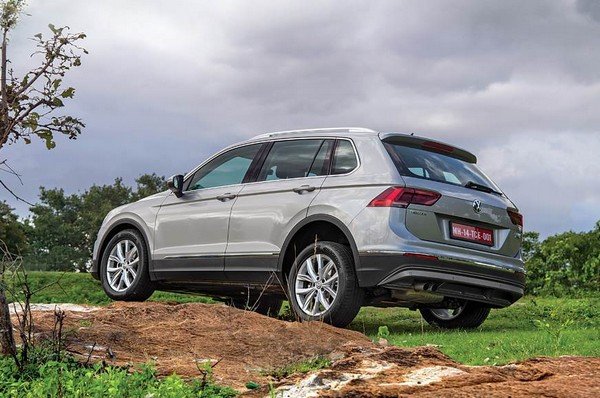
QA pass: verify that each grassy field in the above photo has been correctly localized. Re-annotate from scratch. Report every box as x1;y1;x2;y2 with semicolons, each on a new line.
10;271;213;305
12;272;600;365
350;297;600;365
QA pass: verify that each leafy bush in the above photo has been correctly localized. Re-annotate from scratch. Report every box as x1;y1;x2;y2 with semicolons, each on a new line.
0;349;237;398
524;222;600;296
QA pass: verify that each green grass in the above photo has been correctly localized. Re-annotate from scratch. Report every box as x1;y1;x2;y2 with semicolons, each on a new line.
0;348;237;398
8;271;213;305
260;356;331;380
9;272;600;365
350;296;600;365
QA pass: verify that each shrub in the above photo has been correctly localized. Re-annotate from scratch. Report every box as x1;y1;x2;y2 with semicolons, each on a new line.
524;222;600;296
0;348;237;398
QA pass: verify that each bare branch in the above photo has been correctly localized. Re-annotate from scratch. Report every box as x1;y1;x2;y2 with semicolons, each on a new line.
0;178;33;206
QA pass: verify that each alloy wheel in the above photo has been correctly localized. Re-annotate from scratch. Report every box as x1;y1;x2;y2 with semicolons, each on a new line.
106;239;139;292
294;253;339;316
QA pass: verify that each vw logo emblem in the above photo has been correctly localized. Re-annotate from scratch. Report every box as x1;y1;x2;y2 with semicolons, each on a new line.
472;200;482;213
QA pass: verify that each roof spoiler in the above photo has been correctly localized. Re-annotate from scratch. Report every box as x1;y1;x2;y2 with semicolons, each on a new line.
379;132;477;164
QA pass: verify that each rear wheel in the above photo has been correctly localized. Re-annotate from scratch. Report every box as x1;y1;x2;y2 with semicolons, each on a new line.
419;301;490;329
100;229;154;301
287;241;363;328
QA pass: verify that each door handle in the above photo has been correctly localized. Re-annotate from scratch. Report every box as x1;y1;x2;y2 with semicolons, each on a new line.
216;193;237;202
292;185;316;194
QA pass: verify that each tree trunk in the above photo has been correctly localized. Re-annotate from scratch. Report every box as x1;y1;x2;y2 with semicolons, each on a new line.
0;282;16;357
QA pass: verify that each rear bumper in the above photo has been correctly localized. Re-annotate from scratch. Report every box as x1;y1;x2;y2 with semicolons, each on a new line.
358;251;525;308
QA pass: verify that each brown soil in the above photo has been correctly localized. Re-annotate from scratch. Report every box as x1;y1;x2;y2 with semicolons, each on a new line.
249;345;600;397
19;302;600;397
21;302;370;389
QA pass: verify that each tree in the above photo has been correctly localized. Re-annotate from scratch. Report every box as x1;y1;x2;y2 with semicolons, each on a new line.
524;222;600;295
0;0;86;356
132;173;167;201
0;0;86;200
27;174;165;271
0;201;26;255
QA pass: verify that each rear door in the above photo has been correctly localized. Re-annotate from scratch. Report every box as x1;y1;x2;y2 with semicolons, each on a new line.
383;140;521;257
225;139;334;280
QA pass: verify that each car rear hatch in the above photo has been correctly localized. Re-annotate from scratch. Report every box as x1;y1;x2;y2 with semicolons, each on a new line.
380;133;522;257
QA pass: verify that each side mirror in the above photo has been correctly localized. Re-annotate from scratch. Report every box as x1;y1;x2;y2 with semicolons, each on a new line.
167;174;184;198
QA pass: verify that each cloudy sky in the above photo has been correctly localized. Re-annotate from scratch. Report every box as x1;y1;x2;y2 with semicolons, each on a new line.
2;0;600;237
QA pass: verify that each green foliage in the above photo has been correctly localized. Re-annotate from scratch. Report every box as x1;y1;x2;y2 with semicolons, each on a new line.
25;174;166;271
12;272;213;305
0;350;237;398
351;296;600;365
0;1;87;152
245;381;260;390
262;356;331;380
524;222;600;295
377;325;390;339
0;0;25;31
0;201;27;255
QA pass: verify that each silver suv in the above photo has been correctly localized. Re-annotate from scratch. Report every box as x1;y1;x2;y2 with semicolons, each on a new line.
92;127;525;328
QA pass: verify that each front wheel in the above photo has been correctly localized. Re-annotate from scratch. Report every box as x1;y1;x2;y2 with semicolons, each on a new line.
288;241;363;328
100;229;154;301
419;301;490;329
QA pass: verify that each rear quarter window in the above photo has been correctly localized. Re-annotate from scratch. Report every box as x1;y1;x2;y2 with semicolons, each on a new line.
331;140;358;174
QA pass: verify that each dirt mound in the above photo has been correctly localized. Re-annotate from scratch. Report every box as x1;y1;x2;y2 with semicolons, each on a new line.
250;345;600;397
23;302;371;389
20;303;599;396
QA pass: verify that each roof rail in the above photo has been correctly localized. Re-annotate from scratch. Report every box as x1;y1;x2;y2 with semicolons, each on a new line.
250;127;376;141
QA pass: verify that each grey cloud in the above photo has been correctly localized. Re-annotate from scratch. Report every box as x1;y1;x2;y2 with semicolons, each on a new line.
1;0;599;237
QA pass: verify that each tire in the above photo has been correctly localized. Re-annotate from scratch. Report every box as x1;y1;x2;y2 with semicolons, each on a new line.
100;229;154;301
287;241;363;328
419;301;490;329
228;296;283;317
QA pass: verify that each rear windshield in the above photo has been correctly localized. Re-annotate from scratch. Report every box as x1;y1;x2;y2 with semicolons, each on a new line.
383;142;501;193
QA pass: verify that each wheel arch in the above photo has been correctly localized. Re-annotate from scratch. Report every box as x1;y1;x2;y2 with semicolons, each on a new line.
93;218;152;280
278;214;360;281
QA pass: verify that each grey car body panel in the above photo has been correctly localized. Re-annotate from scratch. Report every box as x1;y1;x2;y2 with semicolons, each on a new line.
92;127;525;308
225;176;326;272
401;176;521;258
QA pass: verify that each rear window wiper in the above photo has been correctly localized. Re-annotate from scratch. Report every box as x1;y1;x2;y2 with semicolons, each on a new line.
464;181;502;195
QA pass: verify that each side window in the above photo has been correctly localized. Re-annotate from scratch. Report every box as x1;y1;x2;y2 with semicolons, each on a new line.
331;140;358;174
258;139;325;181
186;144;261;191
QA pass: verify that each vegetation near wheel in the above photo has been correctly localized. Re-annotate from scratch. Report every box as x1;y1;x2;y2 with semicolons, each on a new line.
228;296;283;317
100;229;154;301
288;241;363;328
419;301;490;329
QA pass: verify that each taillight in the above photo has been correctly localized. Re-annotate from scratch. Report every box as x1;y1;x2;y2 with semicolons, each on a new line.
368;187;441;208
507;209;523;228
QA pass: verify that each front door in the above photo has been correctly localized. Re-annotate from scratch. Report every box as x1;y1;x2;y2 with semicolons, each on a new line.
153;143;263;280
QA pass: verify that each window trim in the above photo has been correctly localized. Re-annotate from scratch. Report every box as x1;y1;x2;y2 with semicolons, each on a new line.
182;137;360;192
330;138;360;176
